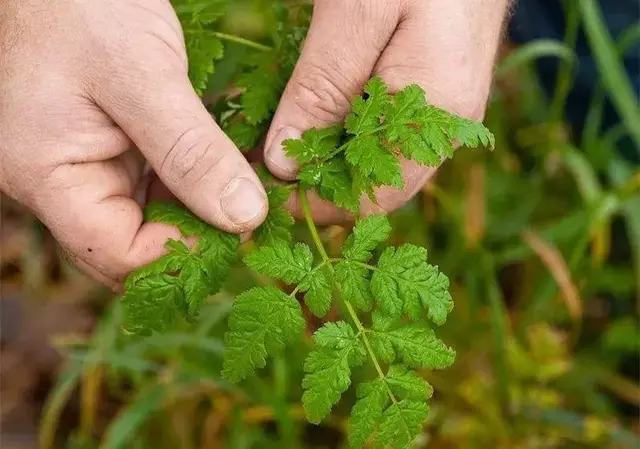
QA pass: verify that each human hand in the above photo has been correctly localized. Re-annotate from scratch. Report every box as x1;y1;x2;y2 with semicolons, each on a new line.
263;0;510;224
0;0;268;288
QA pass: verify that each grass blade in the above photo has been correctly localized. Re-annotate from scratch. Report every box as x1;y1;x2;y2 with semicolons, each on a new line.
579;0;640;155
484;255;511;419
497;40;577;78
39;359;84;449
100;382;168;449
582;22;640;166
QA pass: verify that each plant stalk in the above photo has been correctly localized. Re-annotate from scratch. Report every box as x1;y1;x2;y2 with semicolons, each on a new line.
212;32;272;52
299;188;397;404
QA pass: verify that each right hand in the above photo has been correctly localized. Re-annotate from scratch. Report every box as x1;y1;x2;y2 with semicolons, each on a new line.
0;0;268;289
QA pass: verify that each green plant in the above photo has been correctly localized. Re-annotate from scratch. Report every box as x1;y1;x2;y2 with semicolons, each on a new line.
33;1;640;448
117;1;494;448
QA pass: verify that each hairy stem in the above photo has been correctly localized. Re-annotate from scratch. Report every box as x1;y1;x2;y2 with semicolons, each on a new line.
299;188;397;404
212;32;273;52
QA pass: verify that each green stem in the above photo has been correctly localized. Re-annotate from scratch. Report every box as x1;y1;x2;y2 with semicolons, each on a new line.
299;188;397;404
484;255;511;420
578;0;640;155
350;260;378;272
212;32;272;52
549;1;580;122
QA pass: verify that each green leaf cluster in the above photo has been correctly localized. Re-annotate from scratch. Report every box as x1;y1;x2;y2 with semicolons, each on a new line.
121;202;239;335
223;215;456;448
171;0;228;94
284;77;495;213
219;5;311;152
118;8;495;445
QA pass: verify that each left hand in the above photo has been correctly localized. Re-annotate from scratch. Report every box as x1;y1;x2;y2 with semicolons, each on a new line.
262;0;510;224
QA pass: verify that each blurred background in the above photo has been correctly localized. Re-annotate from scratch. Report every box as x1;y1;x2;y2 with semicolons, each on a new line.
1;0;639;448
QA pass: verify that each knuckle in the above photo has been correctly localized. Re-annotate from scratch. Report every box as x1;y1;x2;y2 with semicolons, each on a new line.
161;127;224;185
292;62;355;122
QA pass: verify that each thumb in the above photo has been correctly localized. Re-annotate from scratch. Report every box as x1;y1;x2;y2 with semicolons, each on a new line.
263;0;401;180
89;48;268;234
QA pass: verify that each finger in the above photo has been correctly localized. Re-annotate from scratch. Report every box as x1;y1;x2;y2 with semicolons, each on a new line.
375;1;501;120
87;34;268;234
360;0;504;212
37;157;183;286
263;0;402;180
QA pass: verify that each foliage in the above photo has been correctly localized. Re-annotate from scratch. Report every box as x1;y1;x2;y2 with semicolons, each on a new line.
120;69;490;444
28;1;639;449
99;0;497;445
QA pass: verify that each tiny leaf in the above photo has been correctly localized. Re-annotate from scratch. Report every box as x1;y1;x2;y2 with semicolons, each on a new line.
342;215;392;262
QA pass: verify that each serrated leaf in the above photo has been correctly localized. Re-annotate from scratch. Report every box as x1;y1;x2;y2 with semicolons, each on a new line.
312;321;357;349
121;274;183;336
299;158;361;213
370;244;453;324
345;77;389;135
185;32;224;95
174;0;227;94
345;135;403;188
376;400;429;449
300;267;333;317
454;117;495;149
284;125;342;164
302;322;366;423
384;84;427;142
371;321;456;369
386;365;433;400
349;379;388;448
264;184;290;207
254;186;294;246
179;256;209;317
198;227;240;291
244;240;313;285
289;75;493;216
349;367;432;449
342;215;391;262
224;117;264;152
237;67;283;125
271;2;309;73
124;239;189;289
222;286;305;383
415;107;457;158
334;260;374;311
397;130;442;166
144;201;207;236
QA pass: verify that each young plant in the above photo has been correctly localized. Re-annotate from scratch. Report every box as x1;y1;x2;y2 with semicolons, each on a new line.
119;2;495;447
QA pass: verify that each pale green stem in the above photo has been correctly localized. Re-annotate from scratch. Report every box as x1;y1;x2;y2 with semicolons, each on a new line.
212;32;272;52
299;188;397;404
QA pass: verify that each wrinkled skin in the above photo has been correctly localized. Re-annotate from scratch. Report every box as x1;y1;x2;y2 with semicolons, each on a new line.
0;0;510;288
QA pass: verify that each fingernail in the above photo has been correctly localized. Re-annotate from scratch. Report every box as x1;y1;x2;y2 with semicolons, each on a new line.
266;126;302;177
220;177;266;225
